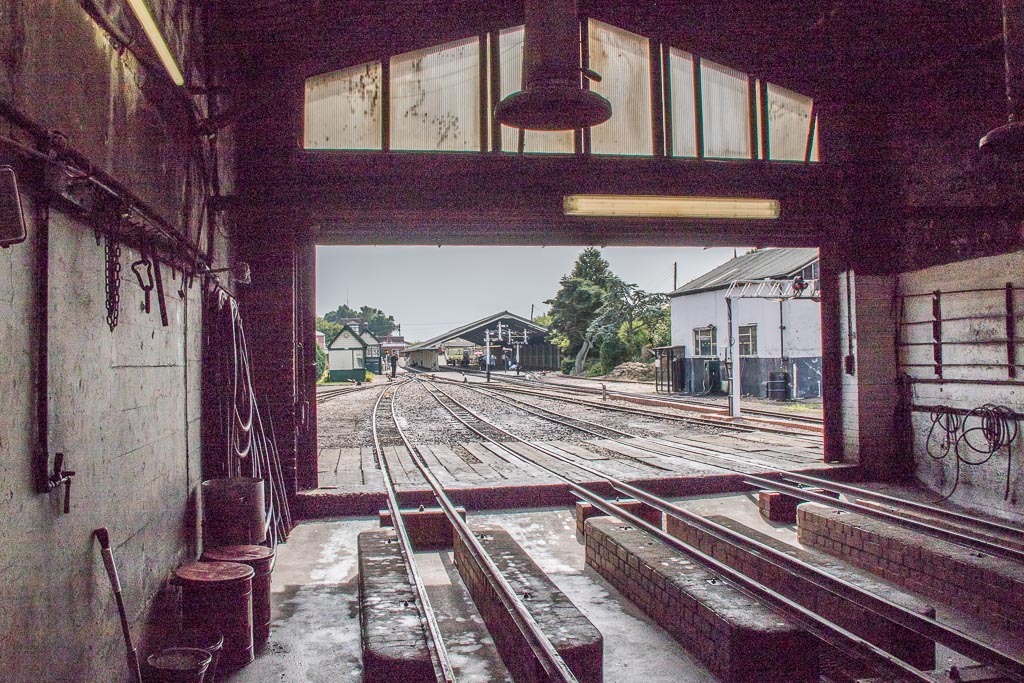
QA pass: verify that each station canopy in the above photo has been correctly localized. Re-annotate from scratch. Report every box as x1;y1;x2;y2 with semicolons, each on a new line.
406;311;548;351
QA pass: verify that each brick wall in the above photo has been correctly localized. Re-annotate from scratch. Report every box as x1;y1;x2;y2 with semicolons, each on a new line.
585;516;819;683
798;503;1024;630
665;514;935;669
454;523;603;683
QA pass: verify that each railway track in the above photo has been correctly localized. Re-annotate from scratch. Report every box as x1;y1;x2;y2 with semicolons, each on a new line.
379;374;1024;683
440;366;824;427
374;381;581;683
315;382;383;404
424;368;822;440
419;376;1024;563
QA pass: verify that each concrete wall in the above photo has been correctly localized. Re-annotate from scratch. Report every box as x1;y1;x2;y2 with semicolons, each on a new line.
0;2;212;681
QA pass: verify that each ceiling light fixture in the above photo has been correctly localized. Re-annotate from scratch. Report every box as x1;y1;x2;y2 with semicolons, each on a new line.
494;0;611;130
126;0;185;86
563;195;781;219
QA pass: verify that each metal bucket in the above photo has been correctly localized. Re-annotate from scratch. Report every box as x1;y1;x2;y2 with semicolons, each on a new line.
164;630;224;683
147;647;211;683
201;478;266;548
201;545;275;654
175;561;255;671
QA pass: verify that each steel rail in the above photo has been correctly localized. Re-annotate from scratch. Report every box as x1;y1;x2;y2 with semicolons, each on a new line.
525;375;826;425
570;490;940;683
741;474;1024;565
430;372;767;434
392;381;580;683
482;376;823;438
779;472;1024;542
316;383;383;404
463;383;812;475
478;370;824;426
603;480;1024;682
370;383;456;683
414;378;950;681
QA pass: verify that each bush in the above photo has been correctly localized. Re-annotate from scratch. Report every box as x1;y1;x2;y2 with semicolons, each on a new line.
599;335;628;374
365;371;375;382
315;344;327;383
561;357;575;375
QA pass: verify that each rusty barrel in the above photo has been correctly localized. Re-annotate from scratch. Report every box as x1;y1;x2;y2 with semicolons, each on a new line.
201;478;267;548
201;545;275;653
175;561;255;671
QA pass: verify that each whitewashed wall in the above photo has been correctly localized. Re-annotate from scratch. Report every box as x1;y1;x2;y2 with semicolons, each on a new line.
899;252;1024;517
670;288;821;358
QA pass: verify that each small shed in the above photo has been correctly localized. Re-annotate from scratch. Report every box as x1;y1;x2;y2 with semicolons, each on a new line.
359;328;383;373
327;323;367;382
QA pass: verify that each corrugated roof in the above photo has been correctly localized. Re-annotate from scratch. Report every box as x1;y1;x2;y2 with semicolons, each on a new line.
669;248;818;296
406;311;548;352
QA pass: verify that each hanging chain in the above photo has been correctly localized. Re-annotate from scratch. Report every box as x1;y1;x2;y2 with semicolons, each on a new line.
105;230;122;331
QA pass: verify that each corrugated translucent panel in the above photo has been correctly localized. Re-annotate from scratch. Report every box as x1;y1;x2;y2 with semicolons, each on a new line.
767;83;814;161
588;19;652;156
498;26;574;154
667;47;697;158
700;59;750;159
304;62;382;150
391;36;481;152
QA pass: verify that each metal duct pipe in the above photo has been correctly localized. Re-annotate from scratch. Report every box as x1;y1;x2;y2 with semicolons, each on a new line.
494;0;611;130
980;0;1024;152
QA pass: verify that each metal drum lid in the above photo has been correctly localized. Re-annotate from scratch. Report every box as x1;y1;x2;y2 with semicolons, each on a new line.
175;561;255;585
201;545;274;570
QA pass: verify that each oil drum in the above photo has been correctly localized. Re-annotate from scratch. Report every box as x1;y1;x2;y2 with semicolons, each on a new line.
201;478;267;548
175;561;255;671
201;545;275;653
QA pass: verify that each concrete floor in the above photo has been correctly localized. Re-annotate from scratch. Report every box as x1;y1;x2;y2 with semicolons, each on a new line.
221;503;727;682
220;491;1022;682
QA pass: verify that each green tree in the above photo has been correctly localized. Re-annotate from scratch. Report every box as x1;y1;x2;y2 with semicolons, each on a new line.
315;343;327;382
545;249;614;364
599;334;628;373
546;277;605;358
323;305;358;324
358;306;398;337
316;316;342;344
577;279;668;373
570;247;615;288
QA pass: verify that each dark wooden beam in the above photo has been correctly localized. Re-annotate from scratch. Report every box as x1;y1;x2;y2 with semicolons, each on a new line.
228;152;837;247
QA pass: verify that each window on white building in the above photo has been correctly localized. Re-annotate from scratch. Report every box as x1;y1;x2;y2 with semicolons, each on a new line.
694;327;717;356
354;351;365;369
739;325;757;356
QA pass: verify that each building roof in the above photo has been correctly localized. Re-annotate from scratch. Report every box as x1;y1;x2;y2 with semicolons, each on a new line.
669;248;818;297
327;323;368;350
406;311;548;352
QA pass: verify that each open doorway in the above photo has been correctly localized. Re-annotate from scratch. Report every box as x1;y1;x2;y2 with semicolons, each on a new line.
309;244;826;492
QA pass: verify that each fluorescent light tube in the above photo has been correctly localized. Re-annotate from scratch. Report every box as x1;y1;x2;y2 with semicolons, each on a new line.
563;195;781;219
126;0;185;86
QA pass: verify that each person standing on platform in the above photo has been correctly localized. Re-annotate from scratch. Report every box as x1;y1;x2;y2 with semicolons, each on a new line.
389;351;398;380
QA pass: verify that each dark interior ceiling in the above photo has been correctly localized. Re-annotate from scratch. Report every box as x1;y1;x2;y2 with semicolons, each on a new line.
207;1;1002;102
206;1;1007;248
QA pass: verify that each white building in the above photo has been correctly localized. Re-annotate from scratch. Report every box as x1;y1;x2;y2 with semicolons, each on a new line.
327;323;367;382
669;248;821;398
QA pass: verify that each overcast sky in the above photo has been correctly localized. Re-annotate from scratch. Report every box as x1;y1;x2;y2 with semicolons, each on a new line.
316;246;746;342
